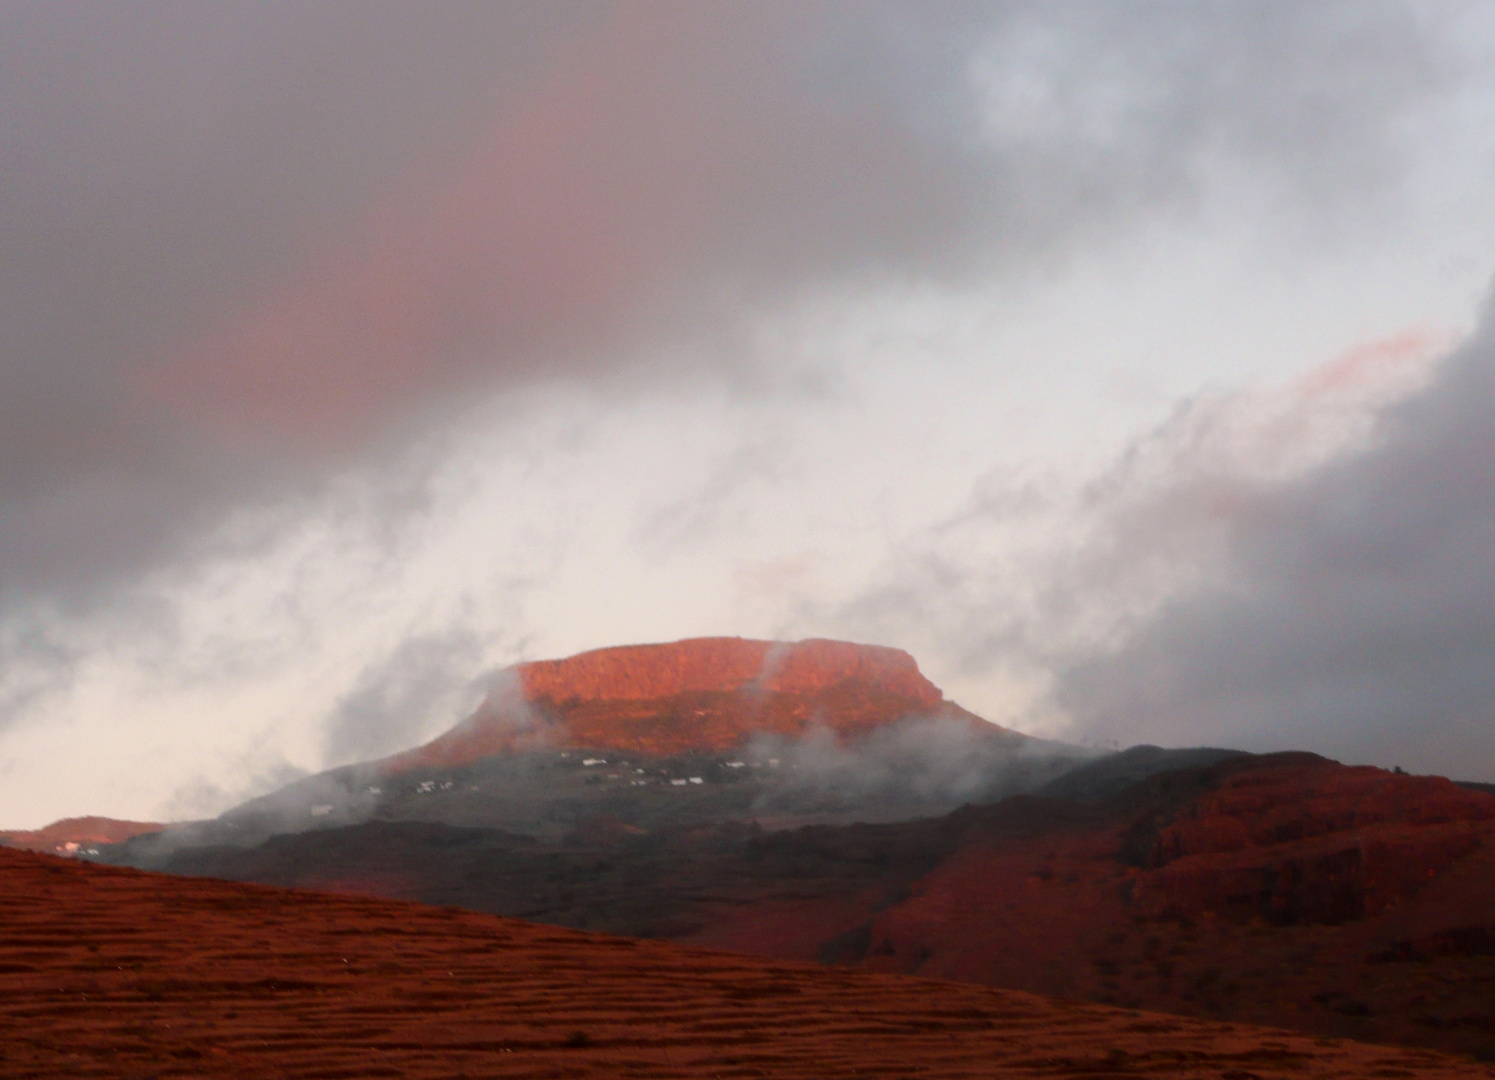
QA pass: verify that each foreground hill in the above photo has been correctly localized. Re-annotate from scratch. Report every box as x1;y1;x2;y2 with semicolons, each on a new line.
149;751;1495;1061
0;845;1487;1079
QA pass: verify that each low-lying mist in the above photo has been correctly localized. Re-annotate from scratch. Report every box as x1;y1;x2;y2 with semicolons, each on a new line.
95;709;1100;869
746;716;1093;821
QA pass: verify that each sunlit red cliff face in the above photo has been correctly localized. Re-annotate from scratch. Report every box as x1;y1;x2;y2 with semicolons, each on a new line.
385;637;989;771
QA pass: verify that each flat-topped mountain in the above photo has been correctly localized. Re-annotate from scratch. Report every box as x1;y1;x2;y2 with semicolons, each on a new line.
522;637;943;705
387;636;984;771
95;637;1080;860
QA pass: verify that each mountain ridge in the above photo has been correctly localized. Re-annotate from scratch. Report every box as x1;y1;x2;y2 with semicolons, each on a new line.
0;815;165;856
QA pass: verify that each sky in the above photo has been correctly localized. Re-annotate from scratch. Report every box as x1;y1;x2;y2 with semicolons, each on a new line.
4;1;1495;827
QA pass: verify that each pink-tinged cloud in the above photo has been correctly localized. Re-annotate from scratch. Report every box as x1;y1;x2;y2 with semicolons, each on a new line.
148;9;674;445
144;5;972;450
1056;302;1495;778
1295;326;1449;400
0;1;1466;610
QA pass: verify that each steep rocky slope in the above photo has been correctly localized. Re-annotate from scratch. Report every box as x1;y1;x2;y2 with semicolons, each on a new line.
2;844;1488;1079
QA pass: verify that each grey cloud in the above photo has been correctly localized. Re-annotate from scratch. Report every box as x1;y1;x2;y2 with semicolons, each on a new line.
0;0;1472;621
973;2;1451;227
747;715;1089;820
1055;291;1495;780
0;2;601;605
324;627;493;769
161;757;311;825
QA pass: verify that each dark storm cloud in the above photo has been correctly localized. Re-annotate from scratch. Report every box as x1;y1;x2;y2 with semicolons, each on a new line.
0;0;1463;617
1055;296;1495;779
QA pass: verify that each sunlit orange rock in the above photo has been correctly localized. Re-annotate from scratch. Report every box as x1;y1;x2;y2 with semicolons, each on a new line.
385;637;988;771
517;637;943;705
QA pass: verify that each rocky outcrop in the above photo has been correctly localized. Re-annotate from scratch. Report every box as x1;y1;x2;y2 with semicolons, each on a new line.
845;756;1495;1056
1146;758;1495;863
387;637;984;770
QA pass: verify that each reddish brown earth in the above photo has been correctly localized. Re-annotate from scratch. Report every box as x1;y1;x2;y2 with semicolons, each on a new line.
168;753;1495;1060
670;755;1495;1058
0;816;164;856
2;846;1490;1079
386;636;994;770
